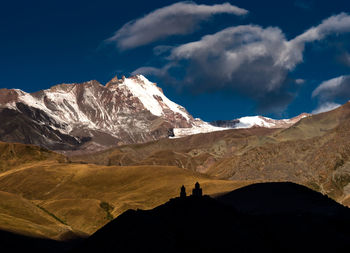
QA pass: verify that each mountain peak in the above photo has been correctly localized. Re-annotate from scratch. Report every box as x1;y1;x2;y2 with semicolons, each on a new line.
0;75;196;153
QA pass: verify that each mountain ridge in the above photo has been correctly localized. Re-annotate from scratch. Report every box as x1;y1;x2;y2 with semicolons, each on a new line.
210;113;310;129
0;75;308;154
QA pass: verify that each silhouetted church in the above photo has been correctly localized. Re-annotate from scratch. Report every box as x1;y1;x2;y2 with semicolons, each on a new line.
192;182;202;197
180;185;186;198
179;182;203;199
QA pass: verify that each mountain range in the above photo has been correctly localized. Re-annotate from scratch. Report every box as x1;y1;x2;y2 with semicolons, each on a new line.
0;75;307;154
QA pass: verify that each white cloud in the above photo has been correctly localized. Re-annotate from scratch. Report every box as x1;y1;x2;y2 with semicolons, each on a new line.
278;13;350;70
106;2;248;50
311;102;341;114
312;75;350;100
294;13;350;43
169;25;290;93
135;13;350;112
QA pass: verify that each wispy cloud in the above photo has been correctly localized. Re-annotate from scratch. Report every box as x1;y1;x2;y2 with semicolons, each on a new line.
134;13;350;113
311;75;350;115
106;2;248;50
312;75;350;101
311;102;341;114
280;13;350;70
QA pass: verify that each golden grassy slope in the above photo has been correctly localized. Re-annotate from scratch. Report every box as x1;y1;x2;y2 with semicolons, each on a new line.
0;142;253;237
0;161;252;235
0;141;65;172
0;190;73;239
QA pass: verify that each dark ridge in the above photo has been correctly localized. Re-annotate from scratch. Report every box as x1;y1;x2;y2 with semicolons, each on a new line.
73;182;350;253
216;182;349;215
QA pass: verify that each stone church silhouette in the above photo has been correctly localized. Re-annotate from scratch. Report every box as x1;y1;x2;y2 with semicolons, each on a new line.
192;182;202;197
180;185;186;198
179;182;203;198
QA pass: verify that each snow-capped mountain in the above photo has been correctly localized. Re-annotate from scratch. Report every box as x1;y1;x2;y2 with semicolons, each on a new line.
0;75;199;153
0;74;308;153
210;114;310;129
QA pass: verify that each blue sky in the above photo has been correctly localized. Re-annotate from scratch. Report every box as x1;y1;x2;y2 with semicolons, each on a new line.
1;0;350;121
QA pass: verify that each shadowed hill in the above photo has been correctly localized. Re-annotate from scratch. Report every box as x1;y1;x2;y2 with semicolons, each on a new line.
216;182;349;215
0;229;82;253
74;182;350;253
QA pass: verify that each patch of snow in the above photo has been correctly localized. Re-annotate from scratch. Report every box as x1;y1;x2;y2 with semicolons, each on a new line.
235;116;275;128
234;114;309;129
173;119;228;138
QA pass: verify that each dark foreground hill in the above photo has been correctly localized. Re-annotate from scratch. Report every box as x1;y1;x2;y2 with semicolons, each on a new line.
216;182;348;215
73;182;350;253
0;229;82;253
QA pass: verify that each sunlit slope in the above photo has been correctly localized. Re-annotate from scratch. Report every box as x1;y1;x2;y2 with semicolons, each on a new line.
0;141;65;172
273;101;350;141
0;190;74;239
70;127;278;171
0;161;252;235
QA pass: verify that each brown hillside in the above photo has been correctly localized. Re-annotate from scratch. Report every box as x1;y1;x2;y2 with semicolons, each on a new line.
273;101;350;141
0;142;65;172
206;117;350;204
0;190;74;239
70;127;278;172
0;159;251;236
